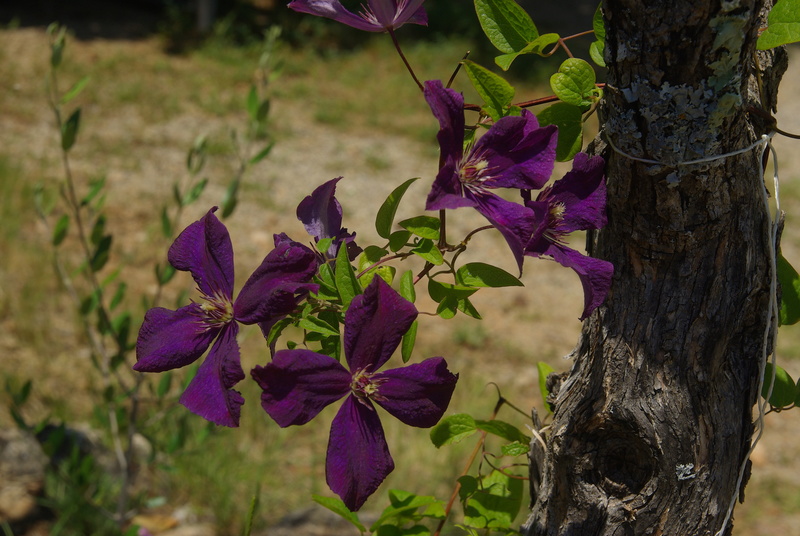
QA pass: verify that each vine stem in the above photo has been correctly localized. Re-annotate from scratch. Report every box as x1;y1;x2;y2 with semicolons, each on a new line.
388;28;423;91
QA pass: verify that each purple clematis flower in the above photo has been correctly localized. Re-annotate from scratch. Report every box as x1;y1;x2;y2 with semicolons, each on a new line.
524;152;613;320
288;0;427;32
251;277;458;511
424;79;558;270
134;207;319;427
296;177;362;260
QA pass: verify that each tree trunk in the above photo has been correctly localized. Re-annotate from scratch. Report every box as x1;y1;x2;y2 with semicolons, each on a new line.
524;1;787;534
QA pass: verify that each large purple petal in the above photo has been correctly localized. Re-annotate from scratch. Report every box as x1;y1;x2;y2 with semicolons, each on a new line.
530;244;613;321
344;277;418;373
470;110;557;191
424;80;465;167
179;323;245;427
134;304;218;372
426;161;478;211
234;233;319;324
251;349;351;427
472;192;538;272
288;0;385;31
168;207;234;300
539;152;607;233
327;395;394;511
373;357;458;428
393;0;427;26
297;178;343;244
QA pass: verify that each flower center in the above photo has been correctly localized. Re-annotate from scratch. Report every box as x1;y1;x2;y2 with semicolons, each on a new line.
549;202;566;222
195;290;234;329
350;369;387;405
544;202;568;243
458;158;490;185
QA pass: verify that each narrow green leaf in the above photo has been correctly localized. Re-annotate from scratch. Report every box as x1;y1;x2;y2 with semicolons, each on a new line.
537;362;555;411
537;102;584;161
256;99;271;123
456;262;523;288
430;413;478;447
778;252;800;325
462;60;515;120
757;0;800;49
475;419;531;444
335;243;361;308
311;495;366;533
91;235;112;272
550;58;597;107
90;214;106;246
161;207;173;238
61;75;90;104
52;214;70;246
762;362;796;408
389;230;412;252
61;108;81;152
376;178;419;239
156;262;176;285
474;0;539;54
156;372;173;398
298;315;340;337
109;282;126;310
399;270;416;303
401;320;417;363
411;239;444;265
81;176;107;207
221;179;240;218
187;135;207;175
182;178;208;207
248;142;275;165
399;215;440;240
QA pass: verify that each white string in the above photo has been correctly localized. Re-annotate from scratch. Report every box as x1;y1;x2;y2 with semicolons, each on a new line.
715;133;779;536
605;132;774;167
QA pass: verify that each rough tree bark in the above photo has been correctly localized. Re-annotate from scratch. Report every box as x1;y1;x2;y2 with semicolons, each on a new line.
524;1;787;534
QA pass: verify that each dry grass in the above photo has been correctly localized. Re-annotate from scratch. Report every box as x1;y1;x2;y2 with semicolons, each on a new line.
1;22;800;536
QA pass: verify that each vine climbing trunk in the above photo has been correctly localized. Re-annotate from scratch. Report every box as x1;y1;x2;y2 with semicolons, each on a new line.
524;1;786;534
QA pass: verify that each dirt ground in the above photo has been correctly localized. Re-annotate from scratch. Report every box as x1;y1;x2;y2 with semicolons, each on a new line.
1;14;800;536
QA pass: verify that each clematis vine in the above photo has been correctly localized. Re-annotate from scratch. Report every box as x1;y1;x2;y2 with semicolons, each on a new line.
424;79;558;270
251;277;458;511
524;152;614;320
134;207;319;427
296;177;362;260
287;0;427;32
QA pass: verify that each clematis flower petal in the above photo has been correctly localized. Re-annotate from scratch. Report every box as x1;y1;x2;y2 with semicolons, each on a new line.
547;245;613;321
327;395;395;511
179;323;245;427
288;0;427;32
344;277;418;373
423;80;465;164
234;233;319;324
539;152;607;233
134;304;218;372
373;357;458;428
471;192;538;272
251;349;351;427
296;178;361;259
469;110;557;191
168;207;234;300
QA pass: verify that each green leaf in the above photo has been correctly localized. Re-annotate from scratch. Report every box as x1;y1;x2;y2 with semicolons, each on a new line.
399;216;440;240
590;4;606;67
762;362;796;408
456;262;523;288
589;40;606;68
52;214;70;246
457;297;482;319
430;413;478;447
463;470;523;529
256;99;271;123
462;60;515;120
475;419;531;444
81;176;106;207
312;495;367;533
458;475;479;501
61;75;90;104
335;243;361;308
474;0;539;54
389;230;412;252
428;279;478;303
221;179;240;218
156;262;176;285
109;282;127;310
411;239;444;265
399;270;416;303
494;33;560;71
370;490;441;532
187;135;208;175
312;263;339;301
550;58;597;107
778;252;800;325
376;178;419;239
61;108;81;152
246;85;259;121
156;371;173;398
182;178;208;207
537;362;555;411
90;215;107;246
537;102;584;162
298;315;340;337
91;235;112;272
401;320;417;363
758;0;800;49
249;142;275;165
501;441;530;456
